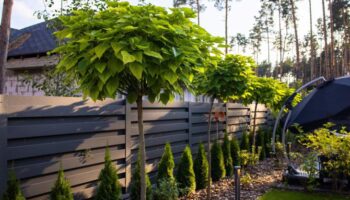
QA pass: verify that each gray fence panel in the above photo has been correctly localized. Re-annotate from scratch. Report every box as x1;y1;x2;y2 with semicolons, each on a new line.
0;95;272;199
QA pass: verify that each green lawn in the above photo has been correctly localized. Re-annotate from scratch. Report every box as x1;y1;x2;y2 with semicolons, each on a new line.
259;189;350;200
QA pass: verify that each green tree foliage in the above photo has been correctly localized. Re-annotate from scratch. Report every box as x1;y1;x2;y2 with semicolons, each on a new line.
211;140;226;182
176;146;196;196
130;151;153;200
157;143;175;183
193;143;209;190
95;147;122;200
153;178;179;200
50;167;73;200
222;133;233;176
53;4;221;198
240;131;250;151
1;170;25;200
230;136;241;166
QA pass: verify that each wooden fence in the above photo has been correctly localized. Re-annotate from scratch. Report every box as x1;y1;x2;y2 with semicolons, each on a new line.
0;95;272;199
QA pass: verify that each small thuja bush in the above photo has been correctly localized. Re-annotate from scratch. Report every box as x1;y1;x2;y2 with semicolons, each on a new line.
130;150;152;200
240;131;250;151
256;129;266;160
95;147;122;200
154;178;179;200
263;128;272;158
50;167;73;200
222;133;233;176
230;136;241;166
193;143;208;190
157;143;175;183
211;140;225;182
1;170;25;200
176;145;196;196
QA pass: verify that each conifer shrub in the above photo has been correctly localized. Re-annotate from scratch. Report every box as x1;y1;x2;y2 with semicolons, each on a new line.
95;147;122;200
211;140;226;182
50;167;73;200
157;143;175;183
193;143;208;190
230;136;241;166
176;145;196;196
153;178;178;200
240;131;250;151
130;150;153;200
264;128;272;158
1;170;25;200
222;133;233;176
256;129;266;160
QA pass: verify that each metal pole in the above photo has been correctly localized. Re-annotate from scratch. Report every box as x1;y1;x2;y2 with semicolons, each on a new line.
234;166;241;200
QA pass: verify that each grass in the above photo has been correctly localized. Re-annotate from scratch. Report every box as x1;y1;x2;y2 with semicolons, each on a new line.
259;189;350;200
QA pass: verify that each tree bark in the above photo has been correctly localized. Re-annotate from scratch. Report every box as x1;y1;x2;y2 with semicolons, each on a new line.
322;0;329;78
290;0;301;80
308;0;315;80
225;0;228;55
137;96;146;200
329;0;336;77
206;97;214;200
196;0;200;25
0;0;13;94
252;101;258;147
266;15;271;64
278;0;283;79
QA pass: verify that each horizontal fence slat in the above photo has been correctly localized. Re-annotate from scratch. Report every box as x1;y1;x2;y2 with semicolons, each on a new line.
8;135;125;160
130;123;188;136
7;120;125;139
130;111;188;122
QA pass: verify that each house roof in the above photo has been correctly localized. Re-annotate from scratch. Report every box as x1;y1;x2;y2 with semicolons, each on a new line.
8;21;57;58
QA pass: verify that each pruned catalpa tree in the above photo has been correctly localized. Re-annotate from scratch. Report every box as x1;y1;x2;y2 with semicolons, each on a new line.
52;2;222;199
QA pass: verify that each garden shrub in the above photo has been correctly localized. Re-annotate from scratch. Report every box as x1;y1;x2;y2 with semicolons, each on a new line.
301;152;319;192
240;131;250;151
157;143;175;184
193;143;208;190
130;150;152;200
263;128;272;157
153;178;178;200
240;150;250;169
96;147;122;200
1;170;25;200
256;129;266;160
50;167;73;200
176;145;196;196
222;133;233;176
211;140;226;182
230;136;241;166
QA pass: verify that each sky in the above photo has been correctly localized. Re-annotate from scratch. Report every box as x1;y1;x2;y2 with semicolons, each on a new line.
0;0;324;64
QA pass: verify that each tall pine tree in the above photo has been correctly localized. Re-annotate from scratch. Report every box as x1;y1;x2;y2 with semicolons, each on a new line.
95;147;122;200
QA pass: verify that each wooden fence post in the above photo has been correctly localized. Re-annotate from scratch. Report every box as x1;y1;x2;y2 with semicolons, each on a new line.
188;102;192;147
124;100;132;193
0;95;7;195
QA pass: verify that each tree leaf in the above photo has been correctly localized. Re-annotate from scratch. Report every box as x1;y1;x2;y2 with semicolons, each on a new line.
95;62;107;73
108;56;124;73
121;51;136;64
111;42;123;55
164;71;177;84
106;77;119;96
144;50;163;60
95;43;109;59
129;62;143;80
127;92;138;103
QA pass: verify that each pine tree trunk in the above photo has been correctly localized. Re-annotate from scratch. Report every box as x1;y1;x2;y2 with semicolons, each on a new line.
322;0;329;78
0;0;13;94
225;0;228;55
266;15;271;64
196;0;200;25
252;101;258;147
329;0;336;77
278;0;283;78
206;97;214;200
290;0;301;80
137;97;146;200
309;0;315;80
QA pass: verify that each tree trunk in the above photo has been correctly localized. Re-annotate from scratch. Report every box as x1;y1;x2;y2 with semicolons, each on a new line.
0;0;13;94
329;0;336;78
224;0;228;55
206;97;214;200
322;0;329;78
196;0;200;25
136;96;146;200
290;0;301;80
308;0;315;80
252;101;258;147
266;15;271;64
278;0;283;78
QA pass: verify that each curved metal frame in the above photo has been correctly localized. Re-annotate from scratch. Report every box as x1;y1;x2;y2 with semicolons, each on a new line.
271;76;327;154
